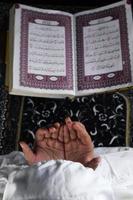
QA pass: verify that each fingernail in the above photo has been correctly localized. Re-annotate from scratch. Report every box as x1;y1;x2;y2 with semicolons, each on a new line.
19;142;24;148
65;117;71;123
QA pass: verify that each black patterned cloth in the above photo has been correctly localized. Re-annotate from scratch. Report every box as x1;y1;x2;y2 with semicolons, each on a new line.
20;92;129;149
0;86;21;154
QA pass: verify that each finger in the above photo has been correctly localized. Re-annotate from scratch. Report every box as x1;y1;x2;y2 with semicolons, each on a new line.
67;127;77;140
53;122;60;130
72;122;92;145
19;142;35;165
63;125;70;143
69;129;77;140
65;117;77;140
65;117;73;129
49;122;60;139
58;125;64;142
49;127;57;139
35;128;45;141
43;128;50;138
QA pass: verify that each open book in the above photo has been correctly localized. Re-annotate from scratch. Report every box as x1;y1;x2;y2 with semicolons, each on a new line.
8;1;133;98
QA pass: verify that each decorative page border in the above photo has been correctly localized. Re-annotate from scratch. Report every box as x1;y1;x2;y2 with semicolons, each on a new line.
20;8;73;90
76;5;131;90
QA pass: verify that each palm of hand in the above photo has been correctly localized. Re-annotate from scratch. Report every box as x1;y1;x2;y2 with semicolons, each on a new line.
20;126;64;165
64;122;94;164
32;126;65;163
33;137;64;163
65;139;93;164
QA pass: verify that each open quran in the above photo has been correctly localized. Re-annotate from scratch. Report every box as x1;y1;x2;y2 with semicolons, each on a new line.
7;1;133;98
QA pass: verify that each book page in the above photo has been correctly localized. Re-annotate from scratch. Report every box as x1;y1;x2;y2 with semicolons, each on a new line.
11;4;74;96
75;1;133;92
83;19;122;76
28;23;66;76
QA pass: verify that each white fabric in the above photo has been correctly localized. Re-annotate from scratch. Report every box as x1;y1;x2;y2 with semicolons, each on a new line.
96;152;133;200
0;147;132;200
102;151;133;200
0;151;26;195
3;160;114;200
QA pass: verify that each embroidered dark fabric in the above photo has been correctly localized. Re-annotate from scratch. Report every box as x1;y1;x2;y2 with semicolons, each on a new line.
20;93;127;148
0;86;21;154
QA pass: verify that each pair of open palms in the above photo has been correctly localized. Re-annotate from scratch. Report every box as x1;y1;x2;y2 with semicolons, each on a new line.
20;118;100;169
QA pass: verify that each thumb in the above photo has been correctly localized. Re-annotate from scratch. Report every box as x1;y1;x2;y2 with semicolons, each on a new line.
19;142;35;165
